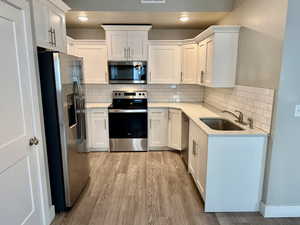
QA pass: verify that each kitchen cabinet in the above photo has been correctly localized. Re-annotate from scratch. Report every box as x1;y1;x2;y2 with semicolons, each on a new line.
102;25;152;61
148;109;169;150
196;26;240;87
31;0;69;52
148;45;181;84
72;41;108;84
188;120;208;199
86;109;109;151
181;44;198;84
188;119;267;212
167;109;188;150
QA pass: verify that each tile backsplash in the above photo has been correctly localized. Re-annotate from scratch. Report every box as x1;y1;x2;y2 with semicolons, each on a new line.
84;84;204;103
204;85;275;133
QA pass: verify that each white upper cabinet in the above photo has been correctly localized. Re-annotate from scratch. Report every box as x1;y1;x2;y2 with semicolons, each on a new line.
148;44;181;84
31;0;69;52
102;25;152;61
181;44;198;84
71;40;108;84
196;26;240;87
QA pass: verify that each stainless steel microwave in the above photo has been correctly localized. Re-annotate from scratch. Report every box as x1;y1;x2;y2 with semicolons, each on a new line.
108;61;147;84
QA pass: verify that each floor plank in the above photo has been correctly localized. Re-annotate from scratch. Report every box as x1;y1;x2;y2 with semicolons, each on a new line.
52;151;300;225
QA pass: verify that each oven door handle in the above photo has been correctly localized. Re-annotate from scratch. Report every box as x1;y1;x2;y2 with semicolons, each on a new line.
108;109;147;113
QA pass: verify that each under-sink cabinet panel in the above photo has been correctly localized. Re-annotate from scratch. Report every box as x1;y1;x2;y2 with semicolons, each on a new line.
86;109;109;151
188;120;267;212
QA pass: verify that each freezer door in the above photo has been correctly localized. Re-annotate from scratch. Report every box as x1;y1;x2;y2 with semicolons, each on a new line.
53;53;90;207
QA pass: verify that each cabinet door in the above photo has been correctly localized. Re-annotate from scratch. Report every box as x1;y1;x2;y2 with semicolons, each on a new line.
188;121;198;176
127;31;148;60
32;0;51;49
195;126;208;198
106;31;128;60
75;44;108;84
168;109;182;150
87;110;109;150
181;44;198;84
205;38;214;85
198;41;207;85
149;109;168;148
148;45;181;84
48;6;66;52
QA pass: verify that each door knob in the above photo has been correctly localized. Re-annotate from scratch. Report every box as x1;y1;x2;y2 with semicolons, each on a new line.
29;137;39;146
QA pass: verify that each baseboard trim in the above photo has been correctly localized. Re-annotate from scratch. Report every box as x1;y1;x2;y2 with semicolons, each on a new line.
260;202;300;218
46;205;55;225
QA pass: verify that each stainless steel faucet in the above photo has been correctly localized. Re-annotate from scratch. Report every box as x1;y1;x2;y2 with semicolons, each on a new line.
222;110;247;125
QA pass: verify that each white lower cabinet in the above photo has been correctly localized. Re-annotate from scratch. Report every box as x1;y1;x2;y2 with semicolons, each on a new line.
189;121;207;199
86;109;109;151
167;109;188;150
188;120;267;212
148;109;169;150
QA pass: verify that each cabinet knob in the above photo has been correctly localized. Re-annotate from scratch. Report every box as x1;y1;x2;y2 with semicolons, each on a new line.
29;137;39;146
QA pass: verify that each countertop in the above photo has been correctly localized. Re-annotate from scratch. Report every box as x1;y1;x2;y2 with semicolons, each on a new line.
86;102;268;137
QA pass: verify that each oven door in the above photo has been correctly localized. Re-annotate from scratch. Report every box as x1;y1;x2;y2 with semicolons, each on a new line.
109;109;148;151
108;61;147;84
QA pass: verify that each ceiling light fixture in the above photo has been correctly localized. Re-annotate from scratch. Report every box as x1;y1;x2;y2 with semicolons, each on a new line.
78;16;88;22
179;16;189;22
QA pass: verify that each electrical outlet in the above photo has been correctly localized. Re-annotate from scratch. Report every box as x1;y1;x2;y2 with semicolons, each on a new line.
295;105;300;117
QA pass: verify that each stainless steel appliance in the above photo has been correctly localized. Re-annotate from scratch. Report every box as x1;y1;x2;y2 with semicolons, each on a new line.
181;113;190;169
108;61;147;84
37;50;90;212
108;91;148;151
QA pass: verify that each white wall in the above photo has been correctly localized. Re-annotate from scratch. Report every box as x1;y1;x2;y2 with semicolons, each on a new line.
62;0;233;12
262;0;300;209
218;0;288;89
67;28;203;40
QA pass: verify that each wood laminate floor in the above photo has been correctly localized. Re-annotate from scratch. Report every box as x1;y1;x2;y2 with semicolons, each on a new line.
52;151;300;225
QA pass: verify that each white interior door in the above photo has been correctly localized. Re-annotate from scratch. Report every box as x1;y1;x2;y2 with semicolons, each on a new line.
0;1;42;224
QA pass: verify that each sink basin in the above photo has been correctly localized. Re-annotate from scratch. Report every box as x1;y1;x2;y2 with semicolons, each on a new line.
199;118;244;131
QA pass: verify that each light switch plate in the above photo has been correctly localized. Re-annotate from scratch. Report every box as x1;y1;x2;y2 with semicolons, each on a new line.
295;105;300;117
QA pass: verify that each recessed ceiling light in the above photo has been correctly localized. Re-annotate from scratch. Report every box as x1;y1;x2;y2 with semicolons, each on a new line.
78;16;88;22
179;16;189;22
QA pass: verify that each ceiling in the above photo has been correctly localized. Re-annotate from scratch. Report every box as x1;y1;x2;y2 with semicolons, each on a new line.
66;11;229;29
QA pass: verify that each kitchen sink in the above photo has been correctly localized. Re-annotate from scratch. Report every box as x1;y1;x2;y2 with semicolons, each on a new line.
199;118;244;131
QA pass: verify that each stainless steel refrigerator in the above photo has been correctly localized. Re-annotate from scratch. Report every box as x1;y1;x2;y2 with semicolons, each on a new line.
38;50;90;212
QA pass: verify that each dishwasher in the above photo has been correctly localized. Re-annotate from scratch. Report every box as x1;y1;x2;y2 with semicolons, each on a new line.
181;113;189;169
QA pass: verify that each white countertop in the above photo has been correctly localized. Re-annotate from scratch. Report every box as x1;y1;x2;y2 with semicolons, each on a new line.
86;102;268;137
86;102;111;108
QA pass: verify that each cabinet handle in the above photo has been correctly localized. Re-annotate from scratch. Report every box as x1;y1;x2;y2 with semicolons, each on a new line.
53;29;56;47
149;72;151;82
124;48;126;58
181;72;183;82
104;119;107;130
48;28;53;45
201;70;204;83
149;119;151;129
192;140;197;155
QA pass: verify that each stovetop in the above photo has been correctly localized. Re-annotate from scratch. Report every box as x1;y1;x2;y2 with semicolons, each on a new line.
109;91;148;109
